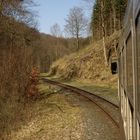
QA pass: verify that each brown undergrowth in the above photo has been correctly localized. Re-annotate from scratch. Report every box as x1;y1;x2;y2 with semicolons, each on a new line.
0;67;40;139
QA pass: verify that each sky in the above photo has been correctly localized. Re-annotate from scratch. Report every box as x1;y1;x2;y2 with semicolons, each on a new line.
32;0;91;35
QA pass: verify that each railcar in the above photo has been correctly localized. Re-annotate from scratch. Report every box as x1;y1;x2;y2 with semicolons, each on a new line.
116;0;140;139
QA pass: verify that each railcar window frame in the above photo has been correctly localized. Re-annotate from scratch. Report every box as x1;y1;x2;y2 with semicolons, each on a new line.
120;52;124;87
128;100;134;139
135;10;140;119
122;46;127;91
125;32;133;103
137;121;140;140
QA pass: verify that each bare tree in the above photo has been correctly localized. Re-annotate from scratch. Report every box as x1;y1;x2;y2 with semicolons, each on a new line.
0;0;38;28
50;23;62;37
82;0;95;10
64;7;88;50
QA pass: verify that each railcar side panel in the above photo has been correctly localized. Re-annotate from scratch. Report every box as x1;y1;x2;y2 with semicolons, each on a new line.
136;12;140;120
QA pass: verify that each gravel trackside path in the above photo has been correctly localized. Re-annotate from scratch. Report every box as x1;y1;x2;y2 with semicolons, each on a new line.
8;90;120;140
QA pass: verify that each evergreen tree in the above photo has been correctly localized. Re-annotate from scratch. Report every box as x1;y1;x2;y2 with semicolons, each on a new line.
91;0;127;40
90;0;127;64
115;0;127;29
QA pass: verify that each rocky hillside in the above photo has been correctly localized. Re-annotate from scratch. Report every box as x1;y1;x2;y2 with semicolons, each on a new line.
49;31;120;85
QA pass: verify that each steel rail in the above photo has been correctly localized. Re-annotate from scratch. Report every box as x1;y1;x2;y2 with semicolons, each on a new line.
41;78;120;128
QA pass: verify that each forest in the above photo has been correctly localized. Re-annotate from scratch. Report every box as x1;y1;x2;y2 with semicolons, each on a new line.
91;0;127;40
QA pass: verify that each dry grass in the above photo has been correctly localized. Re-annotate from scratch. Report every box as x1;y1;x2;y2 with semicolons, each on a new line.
49;31;121;85
4;81;83;140
62;79;119;105
42;77;119;105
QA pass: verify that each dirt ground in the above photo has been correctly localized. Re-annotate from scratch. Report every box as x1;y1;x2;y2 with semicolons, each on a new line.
5;82;120;140
7;91;120;139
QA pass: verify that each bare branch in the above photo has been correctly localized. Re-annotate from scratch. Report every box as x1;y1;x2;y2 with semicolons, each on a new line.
64;7;88;50
50;23;62;37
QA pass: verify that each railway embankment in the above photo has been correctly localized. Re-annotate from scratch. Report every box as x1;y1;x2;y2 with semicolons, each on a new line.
43;31;120;107
48;31;120;86
41;76;119;106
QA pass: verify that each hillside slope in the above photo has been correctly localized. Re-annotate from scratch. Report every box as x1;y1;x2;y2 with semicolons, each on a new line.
49;31;120;85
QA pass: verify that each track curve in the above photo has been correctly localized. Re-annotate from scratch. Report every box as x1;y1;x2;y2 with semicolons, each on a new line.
41;78;120;128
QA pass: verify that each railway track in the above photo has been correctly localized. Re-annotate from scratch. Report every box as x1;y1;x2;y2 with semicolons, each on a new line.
41;78;120;129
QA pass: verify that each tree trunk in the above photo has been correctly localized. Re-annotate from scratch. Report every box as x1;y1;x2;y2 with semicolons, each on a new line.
112;0;116;32
110;14;113;35
76;34;79;51
100;0;108;65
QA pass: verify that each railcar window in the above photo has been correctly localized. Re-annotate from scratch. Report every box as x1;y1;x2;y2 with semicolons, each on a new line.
135;0;139;7
126;33;133;100
136;13;140;114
